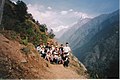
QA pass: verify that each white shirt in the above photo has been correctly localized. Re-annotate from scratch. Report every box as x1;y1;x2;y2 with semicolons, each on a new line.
63;46;71;53
37;46;41;52
52;46;55;51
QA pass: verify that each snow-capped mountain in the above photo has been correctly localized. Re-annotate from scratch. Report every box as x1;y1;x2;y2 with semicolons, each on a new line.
59;18;91;43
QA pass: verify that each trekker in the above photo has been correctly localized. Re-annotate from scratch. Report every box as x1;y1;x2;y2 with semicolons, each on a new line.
59;44;64;55
45;51;51;62
36;42;72;66
51;44;55;51
63;42;71;57
40;47;46;58
52;46;59;64
62;54;69;67
58;54;62;64
62;42;71;67
45;42;51;53
36;44;41;53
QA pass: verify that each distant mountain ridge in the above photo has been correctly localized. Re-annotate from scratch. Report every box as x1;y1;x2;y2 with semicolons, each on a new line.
59;18;91;43
71;10;119;78
69;10;118;51
54;28;68;39
68;12;114;50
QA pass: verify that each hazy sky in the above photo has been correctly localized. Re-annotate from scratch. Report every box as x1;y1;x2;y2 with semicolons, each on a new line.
11;0;119;32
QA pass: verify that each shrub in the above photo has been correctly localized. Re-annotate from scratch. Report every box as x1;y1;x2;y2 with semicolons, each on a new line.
22;36;28;45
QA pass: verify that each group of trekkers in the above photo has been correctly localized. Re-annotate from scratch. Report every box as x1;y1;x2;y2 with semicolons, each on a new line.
36;42;71;67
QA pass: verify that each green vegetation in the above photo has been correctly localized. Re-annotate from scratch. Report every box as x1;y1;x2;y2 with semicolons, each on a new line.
1;0;55;46
22;36;28;45
21;47;30;55
48;29;55;39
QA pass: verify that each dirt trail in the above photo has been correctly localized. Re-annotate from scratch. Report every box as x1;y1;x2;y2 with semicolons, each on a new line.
48;64;85;79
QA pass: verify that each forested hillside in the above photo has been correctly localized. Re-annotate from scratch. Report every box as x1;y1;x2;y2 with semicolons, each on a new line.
1;0;55;46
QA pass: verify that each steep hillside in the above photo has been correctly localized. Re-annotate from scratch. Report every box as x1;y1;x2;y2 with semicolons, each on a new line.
0;34;88;79
72;10;119;78
0;33;52;79
59;18;91;43
1;0;54;46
